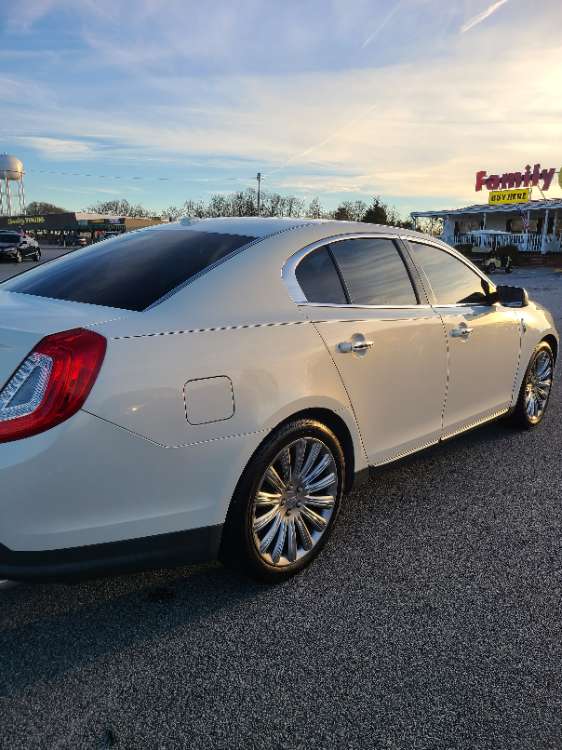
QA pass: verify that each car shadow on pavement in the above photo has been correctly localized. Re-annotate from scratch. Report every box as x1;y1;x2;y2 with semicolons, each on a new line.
0;562;263;696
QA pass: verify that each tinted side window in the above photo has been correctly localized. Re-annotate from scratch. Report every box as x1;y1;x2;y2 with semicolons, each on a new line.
410;242;488;305
330;238;417;306
295;246;347;304
4;229;255;311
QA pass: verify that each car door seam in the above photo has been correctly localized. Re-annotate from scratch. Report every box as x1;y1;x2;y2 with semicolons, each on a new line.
309;320;369;464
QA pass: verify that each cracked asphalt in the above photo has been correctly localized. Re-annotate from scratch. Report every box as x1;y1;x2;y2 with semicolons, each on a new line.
1;264;561;749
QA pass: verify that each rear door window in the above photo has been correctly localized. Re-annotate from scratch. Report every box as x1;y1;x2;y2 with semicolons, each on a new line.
3;229;255;311
330;238;418;306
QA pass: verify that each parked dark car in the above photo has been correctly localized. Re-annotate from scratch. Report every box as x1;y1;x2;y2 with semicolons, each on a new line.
0;231;41;263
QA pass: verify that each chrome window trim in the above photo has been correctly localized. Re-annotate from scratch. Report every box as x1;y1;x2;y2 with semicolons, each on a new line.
431;303;496;310
282;231;420;307
297;302;433;310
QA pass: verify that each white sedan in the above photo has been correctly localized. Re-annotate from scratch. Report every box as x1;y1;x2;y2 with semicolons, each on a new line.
0;218;558;582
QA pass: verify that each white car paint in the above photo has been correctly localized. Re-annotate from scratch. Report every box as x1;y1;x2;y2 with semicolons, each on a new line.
0;218;557;579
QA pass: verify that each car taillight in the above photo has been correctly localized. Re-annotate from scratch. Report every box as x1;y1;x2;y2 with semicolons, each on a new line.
0;328;106;443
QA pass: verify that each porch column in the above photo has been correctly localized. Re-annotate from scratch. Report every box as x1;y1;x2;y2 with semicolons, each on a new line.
540;209;549;254
552;211;559;251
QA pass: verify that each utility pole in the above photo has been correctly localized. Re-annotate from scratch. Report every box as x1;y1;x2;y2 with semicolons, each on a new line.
256;172;262;216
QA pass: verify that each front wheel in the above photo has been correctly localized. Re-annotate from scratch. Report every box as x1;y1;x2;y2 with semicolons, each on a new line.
34;250;41;261
509;342;554;428
220;419;346;582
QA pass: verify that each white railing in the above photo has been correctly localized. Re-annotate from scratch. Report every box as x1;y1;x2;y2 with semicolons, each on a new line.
449;232;558;253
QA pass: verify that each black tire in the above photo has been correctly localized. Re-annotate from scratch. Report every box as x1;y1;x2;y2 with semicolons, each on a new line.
34;251;41;262
509;341;554;429
220;418;346;582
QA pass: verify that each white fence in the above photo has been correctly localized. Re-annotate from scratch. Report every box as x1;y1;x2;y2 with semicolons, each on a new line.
448;232;558;253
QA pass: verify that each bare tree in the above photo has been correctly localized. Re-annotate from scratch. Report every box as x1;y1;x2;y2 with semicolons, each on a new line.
306;197;323;219
85;199;156;218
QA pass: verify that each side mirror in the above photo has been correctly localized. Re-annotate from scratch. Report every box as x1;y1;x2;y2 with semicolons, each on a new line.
494;285;529;308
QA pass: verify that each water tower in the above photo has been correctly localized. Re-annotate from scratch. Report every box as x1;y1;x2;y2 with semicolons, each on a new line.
0;154;25;216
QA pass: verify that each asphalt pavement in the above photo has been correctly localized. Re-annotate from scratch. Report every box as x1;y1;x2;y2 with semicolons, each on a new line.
0;244;73;283
0;265;561;749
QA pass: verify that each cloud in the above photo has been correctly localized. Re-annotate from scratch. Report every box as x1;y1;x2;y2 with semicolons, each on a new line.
460;0;509;34
15;137;99;160
2;0;562;212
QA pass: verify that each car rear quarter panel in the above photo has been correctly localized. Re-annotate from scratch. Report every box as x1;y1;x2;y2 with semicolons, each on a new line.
85;233;366;465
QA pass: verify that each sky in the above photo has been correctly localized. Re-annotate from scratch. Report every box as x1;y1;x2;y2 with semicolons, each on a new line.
1;0;562;217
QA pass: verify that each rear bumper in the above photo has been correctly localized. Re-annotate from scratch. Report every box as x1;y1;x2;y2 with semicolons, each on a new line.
0;524;223;583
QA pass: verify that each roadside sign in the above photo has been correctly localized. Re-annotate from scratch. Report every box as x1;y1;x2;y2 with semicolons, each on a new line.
488;188;531;205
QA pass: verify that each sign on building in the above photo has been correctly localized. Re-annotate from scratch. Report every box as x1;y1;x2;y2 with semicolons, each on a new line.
488;188;531;205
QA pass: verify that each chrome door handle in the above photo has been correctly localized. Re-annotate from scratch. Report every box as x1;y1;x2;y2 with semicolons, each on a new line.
337;339;374;354
351;340;374;352
450;326;474;338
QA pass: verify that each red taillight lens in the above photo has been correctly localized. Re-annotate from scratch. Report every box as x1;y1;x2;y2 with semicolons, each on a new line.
0;328;106;443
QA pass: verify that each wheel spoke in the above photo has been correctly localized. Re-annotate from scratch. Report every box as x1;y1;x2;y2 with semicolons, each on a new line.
530;395;538;417
295;514;313;550
535;356;551;378
298;442;321;482
536;385;549;400
265;465;286;494
303;494;335;509
304;472;337;494
259;512;283;554
300;505;327;531
253;506;280;533
301;453;331;486
287;517;297;562
255;491;282;506
271;520;287;563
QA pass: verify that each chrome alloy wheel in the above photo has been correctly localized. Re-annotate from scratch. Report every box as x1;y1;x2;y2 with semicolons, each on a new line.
251;437;338;567
524;350;553;422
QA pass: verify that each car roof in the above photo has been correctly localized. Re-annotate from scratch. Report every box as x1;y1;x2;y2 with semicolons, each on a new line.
150;216;436;243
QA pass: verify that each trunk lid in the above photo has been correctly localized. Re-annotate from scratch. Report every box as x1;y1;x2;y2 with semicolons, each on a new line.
0;290;129;387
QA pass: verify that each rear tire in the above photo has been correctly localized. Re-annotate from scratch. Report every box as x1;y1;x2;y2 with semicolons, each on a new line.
220;419;346;582
509;341;554;429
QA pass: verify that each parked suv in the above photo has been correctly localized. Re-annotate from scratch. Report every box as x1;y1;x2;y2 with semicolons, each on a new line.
0;231;41;263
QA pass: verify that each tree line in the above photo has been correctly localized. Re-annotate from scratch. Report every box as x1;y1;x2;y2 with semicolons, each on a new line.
80;191;413;227
27;192;419;229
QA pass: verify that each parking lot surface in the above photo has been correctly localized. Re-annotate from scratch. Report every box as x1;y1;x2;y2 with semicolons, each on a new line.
0;244;72;283
1;265;561;750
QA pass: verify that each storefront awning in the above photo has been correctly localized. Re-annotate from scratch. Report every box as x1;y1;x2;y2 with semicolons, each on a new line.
411;198;562;219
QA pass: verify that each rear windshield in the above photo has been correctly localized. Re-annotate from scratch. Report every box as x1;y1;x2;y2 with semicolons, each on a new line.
0;232;21;244
3;229;255;311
